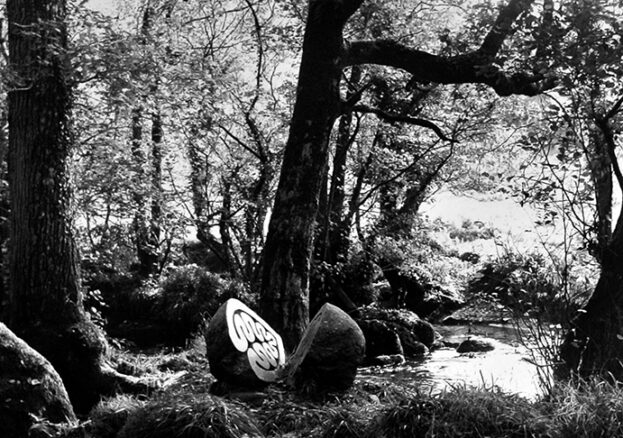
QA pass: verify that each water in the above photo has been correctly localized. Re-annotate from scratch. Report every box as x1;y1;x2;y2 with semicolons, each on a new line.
359;324;555;400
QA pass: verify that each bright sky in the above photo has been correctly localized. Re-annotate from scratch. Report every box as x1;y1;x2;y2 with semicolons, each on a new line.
86;0;117;15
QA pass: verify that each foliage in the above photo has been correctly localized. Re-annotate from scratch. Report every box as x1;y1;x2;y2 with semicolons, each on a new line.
448;219;497;242
371;218;478;298
84;263;252;345
311;251;380;309
467;252;592;322
510;0;623;264
154;265;253;340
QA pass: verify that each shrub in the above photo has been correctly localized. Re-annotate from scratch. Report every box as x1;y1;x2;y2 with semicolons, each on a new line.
467;252;590;322
117;393;263;438
448;219;497;242
155;265;254;342
310;253;380;313
370;231;474;311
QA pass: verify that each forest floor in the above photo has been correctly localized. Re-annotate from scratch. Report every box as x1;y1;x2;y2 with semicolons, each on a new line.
79;335;623;438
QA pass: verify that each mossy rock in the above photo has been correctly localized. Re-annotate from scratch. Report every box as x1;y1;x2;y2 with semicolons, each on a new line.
0;323;76;438
357;306;436;349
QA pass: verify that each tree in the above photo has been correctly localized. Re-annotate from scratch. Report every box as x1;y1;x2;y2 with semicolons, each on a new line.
260;0;554;351
501;0;623;379
5;0;144;413
555;0;623;375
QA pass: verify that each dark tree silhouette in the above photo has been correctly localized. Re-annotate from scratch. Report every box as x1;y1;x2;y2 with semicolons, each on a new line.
6;0;146;413
260;0;554;351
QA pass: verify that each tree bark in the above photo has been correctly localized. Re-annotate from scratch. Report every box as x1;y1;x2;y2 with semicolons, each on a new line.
260;1;361;351
6;0;152;414
150;109;163;270
561;111;623;379
0;109;8;320
6;0;109;413
560;223;623;379
587;126;612;263
324;66;361;264
130;107;158;275
131;5;161;276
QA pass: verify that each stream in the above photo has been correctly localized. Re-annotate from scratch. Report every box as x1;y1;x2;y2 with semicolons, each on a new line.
358;323;558;400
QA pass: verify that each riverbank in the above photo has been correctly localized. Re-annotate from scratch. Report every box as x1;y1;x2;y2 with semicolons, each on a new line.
44;343;623;438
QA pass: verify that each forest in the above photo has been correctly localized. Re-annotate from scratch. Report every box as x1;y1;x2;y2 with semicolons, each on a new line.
1;0;623;437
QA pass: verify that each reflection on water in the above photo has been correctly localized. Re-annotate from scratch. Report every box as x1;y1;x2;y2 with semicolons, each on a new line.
359;324;554;400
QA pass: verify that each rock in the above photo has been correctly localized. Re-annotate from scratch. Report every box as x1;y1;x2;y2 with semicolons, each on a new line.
459;252;480;263
456;337;496;353
419;286;464;320
204;299;286;388
442;296;513;325
370;354;406;366
358;306;436;349
288;303;365;392
0;323;77;438
392;325;429;357
357;319;403;360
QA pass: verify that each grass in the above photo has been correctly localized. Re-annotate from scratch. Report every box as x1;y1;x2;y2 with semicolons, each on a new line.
86;319;623;438
542;379;623;438
370;388;548;438
82;335;623;438
117;392;263;438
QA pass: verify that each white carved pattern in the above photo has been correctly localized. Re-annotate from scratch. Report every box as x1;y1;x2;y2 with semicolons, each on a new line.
225;299;285;382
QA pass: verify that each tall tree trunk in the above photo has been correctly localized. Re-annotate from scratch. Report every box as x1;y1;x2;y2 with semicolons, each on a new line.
150;109;163;270
560;219;623;378
260;1;362;351
587;126;612;264
131;3;161;276
130;107;157;275
324;65;361;264
219;177;242;278
185;134;235;272
0;109;8;320
6;0;107;412
561;116;623;379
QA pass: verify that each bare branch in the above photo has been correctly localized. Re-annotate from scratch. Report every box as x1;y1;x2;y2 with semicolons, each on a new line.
243;0;263;114
604;94;623;121
345;40;555;96
343;0;556;97
350;104;455;142
480;0;534;57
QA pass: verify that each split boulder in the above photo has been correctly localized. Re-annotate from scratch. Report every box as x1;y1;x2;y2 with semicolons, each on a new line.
204;299;285;389
287;303;365;392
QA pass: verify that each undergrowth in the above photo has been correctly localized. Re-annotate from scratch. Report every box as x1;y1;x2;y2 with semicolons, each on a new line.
87;362;623;438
